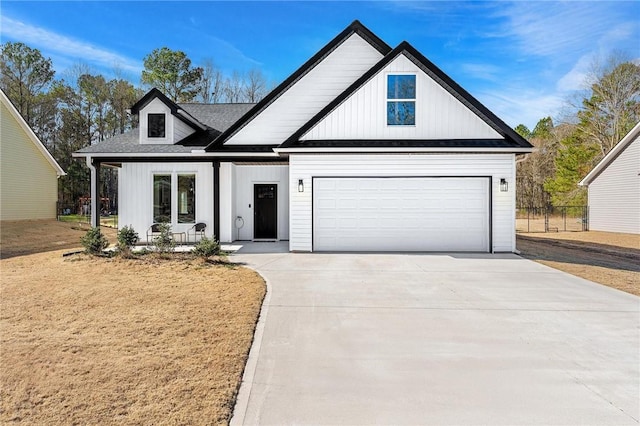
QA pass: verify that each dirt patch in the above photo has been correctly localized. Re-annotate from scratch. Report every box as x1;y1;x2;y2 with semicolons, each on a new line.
517;232;640;296
1;226;266;424
0;220;118;259
518;230;639;250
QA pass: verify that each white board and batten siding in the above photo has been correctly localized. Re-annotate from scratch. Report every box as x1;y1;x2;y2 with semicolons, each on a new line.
118;162;214;241
219;164;290;242
226;34;384;145
289;154;516;252
138;98;195;145
588;137;640;234
302;54;502;141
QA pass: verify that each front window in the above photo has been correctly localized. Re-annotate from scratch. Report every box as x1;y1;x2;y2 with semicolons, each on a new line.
387;75;416;125
148;113;166;138
153;175;171;223
177;174;196;223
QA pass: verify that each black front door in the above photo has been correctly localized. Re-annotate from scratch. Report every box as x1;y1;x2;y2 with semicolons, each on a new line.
254;184;277;239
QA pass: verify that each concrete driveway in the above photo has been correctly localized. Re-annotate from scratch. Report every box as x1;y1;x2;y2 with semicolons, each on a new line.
229;245;639;425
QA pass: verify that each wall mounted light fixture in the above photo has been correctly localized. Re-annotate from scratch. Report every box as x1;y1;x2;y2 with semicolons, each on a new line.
500;178;508;192
298;179;304;192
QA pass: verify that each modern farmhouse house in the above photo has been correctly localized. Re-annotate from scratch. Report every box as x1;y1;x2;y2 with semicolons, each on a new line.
74;21;533;252
579;121;640;235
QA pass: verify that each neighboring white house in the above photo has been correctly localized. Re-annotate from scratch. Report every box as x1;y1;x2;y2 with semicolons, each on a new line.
1;89;65;221
579;122;640;235
74;21;533;252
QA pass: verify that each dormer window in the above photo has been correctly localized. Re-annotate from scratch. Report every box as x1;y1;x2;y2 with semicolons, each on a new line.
387;75;416;125
148;113;166;138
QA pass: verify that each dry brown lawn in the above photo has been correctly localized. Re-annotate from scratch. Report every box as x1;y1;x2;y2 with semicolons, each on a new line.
517;231;640;296
0;219;118;259
0;221;266;424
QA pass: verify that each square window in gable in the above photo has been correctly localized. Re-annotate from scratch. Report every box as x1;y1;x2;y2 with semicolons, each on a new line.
148;113;166;138
387;75;416;126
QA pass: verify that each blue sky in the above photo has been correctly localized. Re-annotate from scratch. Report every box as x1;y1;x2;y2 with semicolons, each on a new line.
1;1;638;128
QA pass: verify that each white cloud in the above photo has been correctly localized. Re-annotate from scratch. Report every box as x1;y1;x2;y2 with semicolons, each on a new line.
491;2;626;59
477;88;565;129
0;15;142;75
460;63;501;81
556;55;591;92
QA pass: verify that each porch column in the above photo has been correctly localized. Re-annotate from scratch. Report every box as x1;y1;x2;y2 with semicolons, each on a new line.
86;157;101;228
213;161;220;241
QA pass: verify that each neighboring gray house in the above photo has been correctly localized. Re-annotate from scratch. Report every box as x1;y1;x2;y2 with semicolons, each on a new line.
74;21;533;252
579;122;640;235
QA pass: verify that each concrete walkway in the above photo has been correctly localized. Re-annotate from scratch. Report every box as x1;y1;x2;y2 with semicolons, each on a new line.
229;245;639;425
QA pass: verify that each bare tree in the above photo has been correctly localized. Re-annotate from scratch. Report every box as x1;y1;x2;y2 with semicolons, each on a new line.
197;59;225;103
222;71;245;103
243;68;267;103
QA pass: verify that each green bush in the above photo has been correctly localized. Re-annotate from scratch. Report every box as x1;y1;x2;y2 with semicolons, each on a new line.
81;227;109;255
192;236;221;258
117;225;139;256
153;222;175;253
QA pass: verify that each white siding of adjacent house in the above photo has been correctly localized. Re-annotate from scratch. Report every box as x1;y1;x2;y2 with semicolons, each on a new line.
232;165;289;241
118;162;214;242
588;137;640;234
139;98;195;144
0;101;61;220
226;34;384;145
289;154;515;252
302;54;502;141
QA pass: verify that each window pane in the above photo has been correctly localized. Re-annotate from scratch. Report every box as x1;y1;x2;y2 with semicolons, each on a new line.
148;113;166;138
387;75;416;99
387;101;416;125
177;175;196;223
153;175;171;223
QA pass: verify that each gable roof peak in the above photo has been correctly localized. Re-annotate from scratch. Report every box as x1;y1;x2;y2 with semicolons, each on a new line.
204;20;392;151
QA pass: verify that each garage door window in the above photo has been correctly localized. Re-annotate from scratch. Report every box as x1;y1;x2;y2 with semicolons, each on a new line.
387;75;416;125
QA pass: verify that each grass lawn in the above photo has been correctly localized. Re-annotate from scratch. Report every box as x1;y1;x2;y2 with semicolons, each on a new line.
0;221;266;424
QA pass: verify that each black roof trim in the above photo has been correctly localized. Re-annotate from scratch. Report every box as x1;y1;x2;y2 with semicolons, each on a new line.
94;156;285;164
130;88;206;130
204;20;392;152
280;139;522;148
282;41;532;149
212;144;280;153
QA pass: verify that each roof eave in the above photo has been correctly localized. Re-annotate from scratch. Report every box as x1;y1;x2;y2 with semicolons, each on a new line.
579;121;640;186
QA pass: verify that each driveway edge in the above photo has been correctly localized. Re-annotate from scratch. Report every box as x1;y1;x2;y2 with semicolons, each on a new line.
230;271;272;426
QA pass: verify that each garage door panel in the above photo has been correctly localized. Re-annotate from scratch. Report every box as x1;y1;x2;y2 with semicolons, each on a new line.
313;177;489;252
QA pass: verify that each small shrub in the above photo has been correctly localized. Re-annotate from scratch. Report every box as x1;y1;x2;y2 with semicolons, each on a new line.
153;222;175;254
81;227;109;255
117;225;139;257
192;236;221;258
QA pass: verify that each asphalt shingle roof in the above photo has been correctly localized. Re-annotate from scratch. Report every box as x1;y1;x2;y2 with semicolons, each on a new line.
76;103;254;154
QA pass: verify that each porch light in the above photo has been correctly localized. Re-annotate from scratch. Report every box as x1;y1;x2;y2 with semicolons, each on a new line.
298;179;304;192
500;178;508;192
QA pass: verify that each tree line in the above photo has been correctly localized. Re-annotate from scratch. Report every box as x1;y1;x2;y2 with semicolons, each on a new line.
0;41;271;212
515;56;639;208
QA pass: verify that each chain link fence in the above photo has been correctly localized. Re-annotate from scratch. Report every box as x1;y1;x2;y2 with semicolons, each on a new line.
516;206;588;233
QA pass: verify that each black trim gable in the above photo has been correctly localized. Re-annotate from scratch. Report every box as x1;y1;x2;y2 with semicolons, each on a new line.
130;88;206;131
282;41;533;150
204;20;392;152
279;139;521;149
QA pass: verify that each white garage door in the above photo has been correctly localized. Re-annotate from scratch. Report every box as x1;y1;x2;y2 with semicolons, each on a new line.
313;177;490;252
